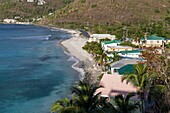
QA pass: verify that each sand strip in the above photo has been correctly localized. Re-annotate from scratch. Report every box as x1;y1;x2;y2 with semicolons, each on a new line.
51;27;101;83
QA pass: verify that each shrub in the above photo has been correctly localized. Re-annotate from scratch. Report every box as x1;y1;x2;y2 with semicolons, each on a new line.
91;4;97;8
80;0;86;3
155;9;160;13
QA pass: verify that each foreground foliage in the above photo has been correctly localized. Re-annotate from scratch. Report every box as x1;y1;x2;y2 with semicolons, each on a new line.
51;81;139;113
122;48;170;113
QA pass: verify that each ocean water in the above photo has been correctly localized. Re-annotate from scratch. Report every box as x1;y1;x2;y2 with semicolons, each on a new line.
0;24;79;113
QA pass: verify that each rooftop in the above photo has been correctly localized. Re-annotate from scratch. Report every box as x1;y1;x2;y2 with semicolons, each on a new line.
96;74;137;97
118;64;135;75
141;35;164;40
102;40;122;44
110;58;142;69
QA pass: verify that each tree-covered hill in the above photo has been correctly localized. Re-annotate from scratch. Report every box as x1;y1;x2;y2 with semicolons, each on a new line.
40;0;170;37
1;0;170;37
44;0;170;25
0;0;74;21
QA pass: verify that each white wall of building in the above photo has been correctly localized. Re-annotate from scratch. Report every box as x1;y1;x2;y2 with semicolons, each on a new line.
102;43;118;51
118;53;141;58
3;19;17;23
27;0;34;2
88;34;116;42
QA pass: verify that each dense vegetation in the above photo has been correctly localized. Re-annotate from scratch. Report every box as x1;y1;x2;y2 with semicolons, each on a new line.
46;0;170;24
0;0;74;21
42;0;170;38
1;0;170;38
51;81;140;113
82;41;121;72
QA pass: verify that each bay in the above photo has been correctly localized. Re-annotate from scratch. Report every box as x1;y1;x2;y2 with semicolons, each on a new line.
0;24;79;113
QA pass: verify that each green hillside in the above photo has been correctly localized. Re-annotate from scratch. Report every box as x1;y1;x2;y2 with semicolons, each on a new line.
0;0;170;37
42;0;170;37
0;0;73;21
47;0;170;24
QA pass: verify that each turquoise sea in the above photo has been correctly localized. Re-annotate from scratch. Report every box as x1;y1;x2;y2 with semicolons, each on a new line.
0;24;79;113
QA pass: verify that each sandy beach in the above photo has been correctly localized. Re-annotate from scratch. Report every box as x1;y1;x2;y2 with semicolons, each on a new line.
62;35;93;61
57;28;101;83
52;27;90;61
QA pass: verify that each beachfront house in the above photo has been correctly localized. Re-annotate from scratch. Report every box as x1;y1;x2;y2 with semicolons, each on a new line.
110;59;142;75
88;34;116;42
118;50;141;59
96;74;140;112
101;40;122;51
107;45;133;52
107;50;141;59
140;35;165;48
96;74;137;97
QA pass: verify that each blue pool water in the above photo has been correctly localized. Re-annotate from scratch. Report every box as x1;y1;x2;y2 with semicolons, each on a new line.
0;24;79;113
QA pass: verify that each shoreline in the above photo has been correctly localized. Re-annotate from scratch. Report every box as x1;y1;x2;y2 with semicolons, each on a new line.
64;51;85;80
52;27;87;80
1;23;100;83
50;27;101;83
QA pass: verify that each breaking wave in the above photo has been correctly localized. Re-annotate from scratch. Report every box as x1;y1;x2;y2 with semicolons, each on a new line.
10;35;51;40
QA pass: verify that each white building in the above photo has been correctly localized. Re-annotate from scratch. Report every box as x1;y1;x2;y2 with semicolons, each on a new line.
88;34;116;42
27;0;34;2
26;0;46;5
118;50;141;58
3;19;17;23
107;45;133;52
101;40;122;51
38;0;46;5
107;50;141;59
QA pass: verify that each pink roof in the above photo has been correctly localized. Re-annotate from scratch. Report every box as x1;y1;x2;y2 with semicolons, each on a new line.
96;74;137;97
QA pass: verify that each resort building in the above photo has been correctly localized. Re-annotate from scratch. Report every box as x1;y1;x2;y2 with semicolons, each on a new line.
110;59;142;75
101;40;122;51
118;50;141;59
107;45;133;52
140;35;164;48
88;34;116;42
97;74;137;97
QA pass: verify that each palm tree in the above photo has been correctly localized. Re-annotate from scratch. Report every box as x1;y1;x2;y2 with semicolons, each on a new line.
112;52;121;62
51;81;107;113
106;52;121;72
121;64;149;113
94;49;108;71
97;96;117;113
72;81;103;113
51;98;78;113
114;93;140;113
82;42;95;55
82;42;101;57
